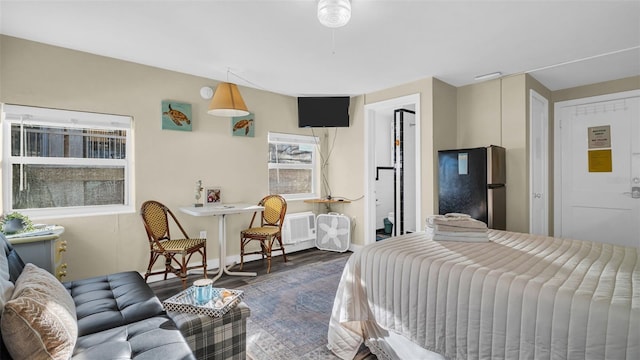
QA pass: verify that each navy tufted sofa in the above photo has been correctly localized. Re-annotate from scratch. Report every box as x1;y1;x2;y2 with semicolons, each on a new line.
0;233;195;360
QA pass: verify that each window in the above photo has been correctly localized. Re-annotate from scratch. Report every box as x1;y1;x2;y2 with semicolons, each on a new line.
268;132;319;200
2;104;134;218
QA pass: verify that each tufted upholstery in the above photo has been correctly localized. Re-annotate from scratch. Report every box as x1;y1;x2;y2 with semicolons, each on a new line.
72;315;194;360
64;271;164;337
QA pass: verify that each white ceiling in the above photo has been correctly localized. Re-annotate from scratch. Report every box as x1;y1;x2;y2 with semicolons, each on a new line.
1;0;639;97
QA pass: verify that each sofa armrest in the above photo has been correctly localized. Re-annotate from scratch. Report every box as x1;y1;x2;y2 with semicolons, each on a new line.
167;302;250;360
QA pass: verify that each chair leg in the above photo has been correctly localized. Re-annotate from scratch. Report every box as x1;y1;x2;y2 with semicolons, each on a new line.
240;236;245;270
277;235;288;263
179;255;188;289
260;241;268;261
164;255;172;280
265;238;273;273
144;252;157;282
201;247;207;279
260;242;267;260
266;254;271;273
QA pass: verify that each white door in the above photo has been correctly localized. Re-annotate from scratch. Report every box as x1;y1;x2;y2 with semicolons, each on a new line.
529;90;549;235
555;91;640;247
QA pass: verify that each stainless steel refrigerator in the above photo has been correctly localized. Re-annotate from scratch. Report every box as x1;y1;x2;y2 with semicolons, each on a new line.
438;145;506;230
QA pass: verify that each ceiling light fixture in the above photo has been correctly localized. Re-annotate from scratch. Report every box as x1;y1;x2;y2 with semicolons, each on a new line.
474;72;503;81
208;70;249;117
318;0;351;28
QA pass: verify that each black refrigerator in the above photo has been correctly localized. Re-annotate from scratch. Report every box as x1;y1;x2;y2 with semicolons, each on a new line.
438;145;506;230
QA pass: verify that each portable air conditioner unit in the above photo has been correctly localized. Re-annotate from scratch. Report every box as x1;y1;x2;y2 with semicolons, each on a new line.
281;212;316;245
316;213;351;252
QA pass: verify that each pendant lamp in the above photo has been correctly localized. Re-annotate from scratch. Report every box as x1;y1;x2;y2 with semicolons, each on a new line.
207;82;249;117
318;0;351;28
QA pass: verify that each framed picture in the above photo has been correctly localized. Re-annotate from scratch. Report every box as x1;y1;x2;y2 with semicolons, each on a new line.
204;187;221;205
232;112;254;137
162;100;192;131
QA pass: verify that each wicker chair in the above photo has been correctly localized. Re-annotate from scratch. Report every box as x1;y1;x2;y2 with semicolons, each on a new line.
140;200;207;288
240;195;287;273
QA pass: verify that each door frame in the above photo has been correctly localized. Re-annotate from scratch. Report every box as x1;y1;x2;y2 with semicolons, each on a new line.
553;89;640;237
529;89;549;235
364;93;421;246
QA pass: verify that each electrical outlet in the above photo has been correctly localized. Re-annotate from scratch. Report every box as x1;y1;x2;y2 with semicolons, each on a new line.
199;230;207;238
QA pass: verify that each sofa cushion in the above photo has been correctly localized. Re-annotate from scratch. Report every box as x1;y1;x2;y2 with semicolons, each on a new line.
1;263;78;360
0;233;24;283
0;233;25;360
72;315;196;360
64;271;164;336
0;244;15;313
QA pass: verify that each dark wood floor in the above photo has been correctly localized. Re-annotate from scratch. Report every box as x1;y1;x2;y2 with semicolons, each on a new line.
149;248;352;300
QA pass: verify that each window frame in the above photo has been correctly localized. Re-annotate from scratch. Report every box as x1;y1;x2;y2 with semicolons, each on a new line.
267;132;319;201
1;104;135;218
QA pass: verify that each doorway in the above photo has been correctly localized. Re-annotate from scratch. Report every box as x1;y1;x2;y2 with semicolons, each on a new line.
392;109;417;236
554;90;640;247
364;94;421;245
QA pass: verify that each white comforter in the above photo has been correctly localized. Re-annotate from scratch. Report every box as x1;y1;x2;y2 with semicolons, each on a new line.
328;230;639;359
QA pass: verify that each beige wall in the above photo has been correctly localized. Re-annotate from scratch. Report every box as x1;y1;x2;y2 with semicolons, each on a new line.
329;77;458;244
454;74;554;233
325;79;436;247
0;35;316;280
501;75;528;232
457;79;502;148
323;96;365;244
455;74;639;234
293;74;637;241
3;36;638;279
456;75;530;232
432;79;458;212
552;76;640;103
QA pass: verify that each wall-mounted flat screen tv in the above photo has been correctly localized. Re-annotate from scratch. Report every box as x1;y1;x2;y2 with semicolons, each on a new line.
297;96;350;128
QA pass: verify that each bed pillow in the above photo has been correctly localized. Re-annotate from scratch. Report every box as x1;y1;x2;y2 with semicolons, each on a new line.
1;263;77;360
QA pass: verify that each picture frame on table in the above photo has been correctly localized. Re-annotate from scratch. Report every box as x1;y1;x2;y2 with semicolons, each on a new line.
204;187;221;205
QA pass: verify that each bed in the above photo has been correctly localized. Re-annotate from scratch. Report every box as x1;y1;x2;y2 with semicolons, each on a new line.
327;230;639;360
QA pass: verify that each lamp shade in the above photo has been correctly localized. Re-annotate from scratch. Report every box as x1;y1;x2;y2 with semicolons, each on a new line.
318;0;351;28
207;82;249;117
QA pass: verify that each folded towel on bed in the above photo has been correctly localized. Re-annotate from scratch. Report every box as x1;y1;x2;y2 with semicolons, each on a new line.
426;214;489;242
426;214;488;231
426;227;489;242
432;223;487;233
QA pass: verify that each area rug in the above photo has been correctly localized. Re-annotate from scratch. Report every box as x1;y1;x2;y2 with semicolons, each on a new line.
240;255;376;360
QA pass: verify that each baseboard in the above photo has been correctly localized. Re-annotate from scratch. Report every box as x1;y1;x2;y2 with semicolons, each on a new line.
349;243;363;252
145;239;318;283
